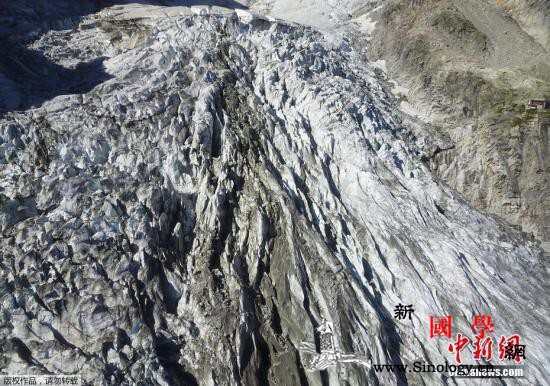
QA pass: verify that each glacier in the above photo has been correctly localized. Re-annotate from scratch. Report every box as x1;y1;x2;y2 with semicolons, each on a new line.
0;3;548;386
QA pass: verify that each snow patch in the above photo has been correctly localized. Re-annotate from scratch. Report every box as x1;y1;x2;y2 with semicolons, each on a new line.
371;59;387;73
389;79;409;97
235;9;254;23
353;14;377;38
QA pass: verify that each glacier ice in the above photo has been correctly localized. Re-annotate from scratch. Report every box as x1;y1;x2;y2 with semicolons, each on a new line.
0;5;548;386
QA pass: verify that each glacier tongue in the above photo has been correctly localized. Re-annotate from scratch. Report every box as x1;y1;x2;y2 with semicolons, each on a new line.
0;8;548;386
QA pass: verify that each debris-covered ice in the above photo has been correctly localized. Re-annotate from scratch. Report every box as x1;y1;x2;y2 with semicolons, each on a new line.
0;3;548;385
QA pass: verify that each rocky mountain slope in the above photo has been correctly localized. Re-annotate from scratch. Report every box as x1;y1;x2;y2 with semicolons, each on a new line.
358;0;550;251
496;0;550;51
1;1;549;386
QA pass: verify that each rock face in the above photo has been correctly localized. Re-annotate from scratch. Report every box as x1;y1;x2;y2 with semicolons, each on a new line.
364;0;550;250
0;3;549;386
496;0;550;52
